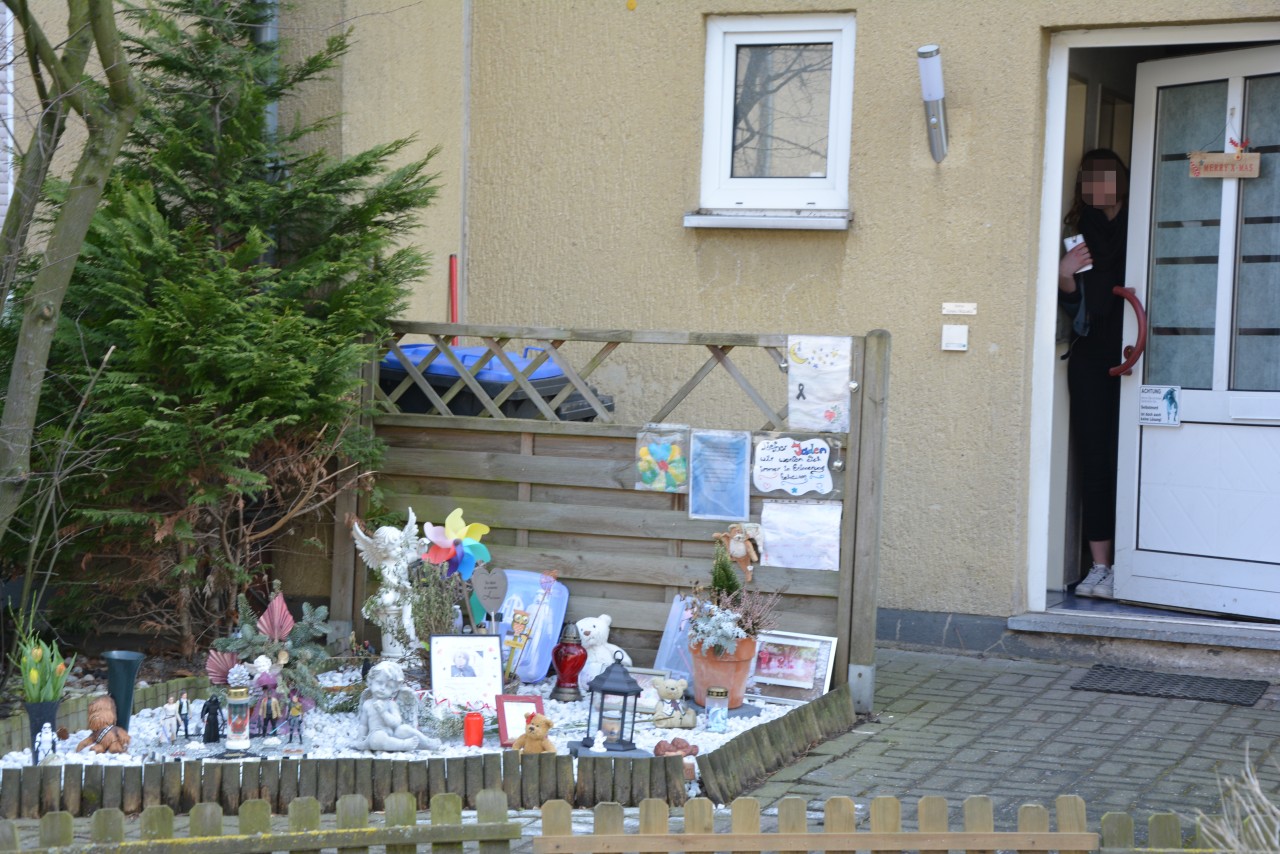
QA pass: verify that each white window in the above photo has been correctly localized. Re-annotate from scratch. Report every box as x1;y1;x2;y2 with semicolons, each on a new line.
686;13;855;230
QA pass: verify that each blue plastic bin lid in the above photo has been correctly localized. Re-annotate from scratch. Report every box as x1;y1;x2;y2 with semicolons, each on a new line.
381;345;564;382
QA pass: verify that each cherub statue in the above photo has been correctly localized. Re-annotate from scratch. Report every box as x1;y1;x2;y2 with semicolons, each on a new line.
353;661;442;752
712;523;760;583
353;508;428;658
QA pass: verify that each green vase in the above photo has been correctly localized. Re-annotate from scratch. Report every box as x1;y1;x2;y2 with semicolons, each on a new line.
103;650;145;732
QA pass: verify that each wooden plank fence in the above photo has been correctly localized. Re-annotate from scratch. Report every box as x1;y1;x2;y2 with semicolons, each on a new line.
351;323;891;714
0;686;857;821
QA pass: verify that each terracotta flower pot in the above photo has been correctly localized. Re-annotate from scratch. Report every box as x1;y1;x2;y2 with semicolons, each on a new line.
688;637;757;709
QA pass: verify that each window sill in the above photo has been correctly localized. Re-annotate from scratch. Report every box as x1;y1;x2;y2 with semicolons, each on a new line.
683;210;851;231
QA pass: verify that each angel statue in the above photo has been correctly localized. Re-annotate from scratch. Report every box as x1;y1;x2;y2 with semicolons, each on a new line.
353;661;442;752
353;508;428;660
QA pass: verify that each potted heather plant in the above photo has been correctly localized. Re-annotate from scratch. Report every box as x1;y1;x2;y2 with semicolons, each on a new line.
686;540;780;709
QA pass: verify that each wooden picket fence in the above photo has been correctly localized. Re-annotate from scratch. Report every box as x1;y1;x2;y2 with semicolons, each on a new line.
0;789;1241;853
0;683;858;821
0;791;519;853
537;794;1231;853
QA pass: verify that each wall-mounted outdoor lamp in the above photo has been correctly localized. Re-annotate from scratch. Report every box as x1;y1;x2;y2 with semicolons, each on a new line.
917;45;948;163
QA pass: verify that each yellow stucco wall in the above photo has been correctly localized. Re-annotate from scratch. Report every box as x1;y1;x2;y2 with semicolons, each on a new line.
291;1;1280;619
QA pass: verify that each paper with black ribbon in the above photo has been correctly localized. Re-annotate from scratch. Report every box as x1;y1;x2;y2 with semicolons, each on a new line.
786;335;852;433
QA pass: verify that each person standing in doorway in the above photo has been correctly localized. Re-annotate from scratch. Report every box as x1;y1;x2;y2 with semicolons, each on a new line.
1059;149;1130;599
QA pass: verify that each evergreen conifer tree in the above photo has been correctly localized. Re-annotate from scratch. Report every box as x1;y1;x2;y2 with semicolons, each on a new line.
5;0;439;654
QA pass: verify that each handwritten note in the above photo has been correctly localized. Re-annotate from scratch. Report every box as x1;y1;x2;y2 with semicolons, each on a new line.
753;437;833;495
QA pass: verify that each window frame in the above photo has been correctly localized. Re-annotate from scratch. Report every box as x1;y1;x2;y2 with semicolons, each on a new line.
690;13;855;226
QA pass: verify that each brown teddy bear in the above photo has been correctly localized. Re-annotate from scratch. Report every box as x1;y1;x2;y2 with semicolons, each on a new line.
511;711;555;754
76;695;132;754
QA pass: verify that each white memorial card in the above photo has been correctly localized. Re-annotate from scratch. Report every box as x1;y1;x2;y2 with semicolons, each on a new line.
787;335;852;432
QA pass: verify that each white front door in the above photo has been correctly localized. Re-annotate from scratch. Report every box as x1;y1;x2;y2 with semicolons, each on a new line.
1115;45;1280;618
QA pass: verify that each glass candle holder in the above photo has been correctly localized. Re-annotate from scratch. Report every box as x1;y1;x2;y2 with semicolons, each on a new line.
226;687;252;749
601;710;622;743
705;686;729;734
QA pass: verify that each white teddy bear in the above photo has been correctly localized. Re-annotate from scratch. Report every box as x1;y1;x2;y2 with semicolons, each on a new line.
576;614;632;692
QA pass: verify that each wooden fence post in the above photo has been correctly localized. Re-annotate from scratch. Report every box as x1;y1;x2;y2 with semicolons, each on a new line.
824;795;857;854
686;797;713;831
336;793;371;854
778;796;808;854
239;798;272;835
1149;813;1183;849
289;796;323;854
639;797;668;844
541;798;572;840
1101;812;1135;850
189;801;223;838
595;800;624;838
38;811;73;848
431;791;464;854
477;788;512;854
385;791;417;854
140;804;174;841
0;819;16;852
91;807;125;844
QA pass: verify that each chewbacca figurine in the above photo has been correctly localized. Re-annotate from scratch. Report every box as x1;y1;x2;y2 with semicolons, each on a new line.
76;695;132;754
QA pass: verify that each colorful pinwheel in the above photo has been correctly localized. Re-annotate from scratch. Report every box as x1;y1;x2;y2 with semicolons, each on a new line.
425;507;491;580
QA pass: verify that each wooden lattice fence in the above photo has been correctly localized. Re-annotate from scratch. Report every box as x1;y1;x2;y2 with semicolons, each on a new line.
336;323;890;711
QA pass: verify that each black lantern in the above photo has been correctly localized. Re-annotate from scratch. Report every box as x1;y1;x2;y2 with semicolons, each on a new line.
581;650;642;752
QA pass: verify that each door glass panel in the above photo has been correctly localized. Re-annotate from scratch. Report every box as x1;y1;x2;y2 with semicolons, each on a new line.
733;43;832;178
1145;80;1227;389
1232;73;1280;391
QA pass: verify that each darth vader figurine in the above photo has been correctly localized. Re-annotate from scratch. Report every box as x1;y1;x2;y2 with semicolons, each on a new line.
201;696;224;743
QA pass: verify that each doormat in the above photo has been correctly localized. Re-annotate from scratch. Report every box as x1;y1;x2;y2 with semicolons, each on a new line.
1072;664;1269;706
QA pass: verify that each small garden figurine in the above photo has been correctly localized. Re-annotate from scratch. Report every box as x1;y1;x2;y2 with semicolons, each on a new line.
161;695;181;744
34;723;56;764
256;672;283;737
201;696;224;743
76;696;131;754
651;677;697;729
178;691;191;739
286;689;305;744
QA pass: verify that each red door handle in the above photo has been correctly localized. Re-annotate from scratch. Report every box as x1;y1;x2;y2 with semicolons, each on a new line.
1109;286;1147;378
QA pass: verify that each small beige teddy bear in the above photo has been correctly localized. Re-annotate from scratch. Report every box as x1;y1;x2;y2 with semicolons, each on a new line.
651;677;697;729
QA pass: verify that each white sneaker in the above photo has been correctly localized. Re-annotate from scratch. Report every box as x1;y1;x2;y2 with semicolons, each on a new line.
1076;564;1113;599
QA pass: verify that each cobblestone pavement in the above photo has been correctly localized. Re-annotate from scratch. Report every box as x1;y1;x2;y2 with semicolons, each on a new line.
747;648;1280;838
8;647;1280;849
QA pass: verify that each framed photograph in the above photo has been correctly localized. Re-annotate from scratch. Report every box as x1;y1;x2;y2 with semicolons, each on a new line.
430;634;504;711
745;631;836;703
495;694;544;747
624;666;669;715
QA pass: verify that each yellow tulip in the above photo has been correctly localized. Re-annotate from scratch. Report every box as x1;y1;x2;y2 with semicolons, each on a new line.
31;646;43;663
28;668;39;685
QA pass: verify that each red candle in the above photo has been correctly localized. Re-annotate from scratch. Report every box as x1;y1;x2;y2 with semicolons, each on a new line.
464;711;484;747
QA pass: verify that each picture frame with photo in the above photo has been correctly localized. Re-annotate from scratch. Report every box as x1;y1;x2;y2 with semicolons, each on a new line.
429;634;504;711
495;694;544;747
745;631;836;704
624;666;669;715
